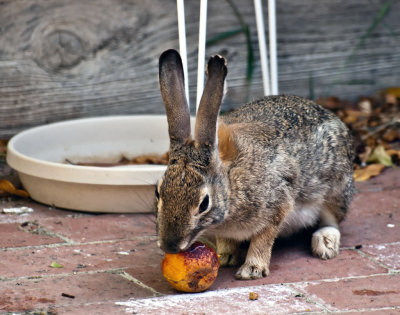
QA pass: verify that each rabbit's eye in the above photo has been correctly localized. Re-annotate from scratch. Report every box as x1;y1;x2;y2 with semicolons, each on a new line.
199;195;209;214
155;186;160;200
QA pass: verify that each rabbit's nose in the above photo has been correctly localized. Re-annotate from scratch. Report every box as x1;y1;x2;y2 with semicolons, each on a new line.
160;240;181;254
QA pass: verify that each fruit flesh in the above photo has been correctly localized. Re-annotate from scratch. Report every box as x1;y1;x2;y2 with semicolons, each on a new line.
161;242;220;292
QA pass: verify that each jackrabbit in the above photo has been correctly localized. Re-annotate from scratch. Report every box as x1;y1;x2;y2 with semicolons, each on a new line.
155;49;354;280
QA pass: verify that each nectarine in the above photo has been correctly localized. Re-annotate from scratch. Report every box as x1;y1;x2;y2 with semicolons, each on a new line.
161;241;220;292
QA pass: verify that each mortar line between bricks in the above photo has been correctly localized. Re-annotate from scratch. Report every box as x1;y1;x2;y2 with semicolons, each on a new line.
0;267;126;282
341;240;400;250
284;276;400;315
356;185;400;193
0;235;158;252
281;283;333;314
324;306;400;313
37;226;77;245
118;270;163;297
283;273;400;314
354;248;399;273
340;241;400;250
112;273;400;314
15;221;77;245
0;257;397;284
284;271;399;290
292;305;400;315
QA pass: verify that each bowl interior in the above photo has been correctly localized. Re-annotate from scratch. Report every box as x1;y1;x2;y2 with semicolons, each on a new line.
11;115;170;164
6;115;175;212
7;115;175;186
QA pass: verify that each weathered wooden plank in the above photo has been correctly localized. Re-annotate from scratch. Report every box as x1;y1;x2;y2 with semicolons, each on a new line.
0;0;399;138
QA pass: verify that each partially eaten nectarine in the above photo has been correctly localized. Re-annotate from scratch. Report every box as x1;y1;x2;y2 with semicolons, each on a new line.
161;241;220;292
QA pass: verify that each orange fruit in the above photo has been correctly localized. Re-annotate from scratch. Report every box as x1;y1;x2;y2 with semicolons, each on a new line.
161;241;220;292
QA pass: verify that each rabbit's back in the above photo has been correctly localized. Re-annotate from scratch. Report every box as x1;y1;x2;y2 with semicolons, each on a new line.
223;95;336;136
221;94;353;158
218;95;354;233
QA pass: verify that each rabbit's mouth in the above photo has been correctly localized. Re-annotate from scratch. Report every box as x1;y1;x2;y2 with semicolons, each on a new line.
177;240;190;252
158;225;206;253
158;239;183;254
180;229;206;252
157;236;196;254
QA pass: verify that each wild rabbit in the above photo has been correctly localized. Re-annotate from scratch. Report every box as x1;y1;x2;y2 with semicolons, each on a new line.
155;49;354;280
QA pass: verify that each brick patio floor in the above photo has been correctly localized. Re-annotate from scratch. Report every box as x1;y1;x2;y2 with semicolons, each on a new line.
1;168;399;314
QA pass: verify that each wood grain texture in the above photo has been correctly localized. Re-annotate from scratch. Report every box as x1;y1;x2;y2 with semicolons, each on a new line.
0;0;399;138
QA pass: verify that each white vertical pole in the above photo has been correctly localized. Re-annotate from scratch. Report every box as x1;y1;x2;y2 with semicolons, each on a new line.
196;0;208;111
177;0;190;108
268;0;278;94
254;0;270;96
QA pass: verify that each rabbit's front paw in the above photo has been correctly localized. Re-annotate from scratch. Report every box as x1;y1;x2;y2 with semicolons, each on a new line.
312;226;341;259
219;252;240;267
216;237;241;267
235;262;269;280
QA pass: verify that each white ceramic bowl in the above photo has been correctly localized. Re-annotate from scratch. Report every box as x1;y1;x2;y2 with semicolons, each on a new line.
7;115;172;213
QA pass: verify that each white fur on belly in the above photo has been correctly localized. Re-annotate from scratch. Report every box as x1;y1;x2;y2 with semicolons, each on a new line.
278;203;321;237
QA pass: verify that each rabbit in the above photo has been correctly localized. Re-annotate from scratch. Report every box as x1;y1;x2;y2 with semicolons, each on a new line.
155;49;354;280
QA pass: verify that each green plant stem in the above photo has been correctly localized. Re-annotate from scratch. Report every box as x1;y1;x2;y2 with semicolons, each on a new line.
206;27;243;46
346;0;393;67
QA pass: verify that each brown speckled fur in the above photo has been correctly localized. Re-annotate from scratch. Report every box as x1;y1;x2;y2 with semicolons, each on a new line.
155;49;354;280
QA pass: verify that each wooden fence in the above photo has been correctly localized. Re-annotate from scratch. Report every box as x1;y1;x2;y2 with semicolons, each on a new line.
0;0;399;138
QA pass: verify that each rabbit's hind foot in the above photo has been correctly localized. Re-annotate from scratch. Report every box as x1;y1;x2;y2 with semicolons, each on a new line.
311;226;341;260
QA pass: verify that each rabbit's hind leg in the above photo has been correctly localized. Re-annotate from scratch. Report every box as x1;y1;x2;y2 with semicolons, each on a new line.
311;205;343;260
312;178;353;260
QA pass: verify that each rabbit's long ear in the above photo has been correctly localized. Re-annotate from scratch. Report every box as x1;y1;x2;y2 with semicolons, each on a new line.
195;55;227;146
159;49;191;143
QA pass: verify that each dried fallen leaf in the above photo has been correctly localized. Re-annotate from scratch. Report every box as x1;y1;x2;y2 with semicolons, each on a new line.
50;261;64;268
387;149;400;158
384;93;398;106
367;145;393;167
0;180;29;198
384;87;400;98
66;152;169;167
353;164;386;182
382;128;399;142
342;109;368;124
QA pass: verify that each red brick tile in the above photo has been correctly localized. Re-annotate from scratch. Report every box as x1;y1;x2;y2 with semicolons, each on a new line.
355;168;400;193
213;248;386;290
0;223;64;248
0;238;163;279
293;274;400;311
38;213;156;242
339;309;400;315
361;242;400;270
126;239;386;295
54;302;127;314
0;199;87;224
126;265;182;295
341;189;400;247
115;283;323;315
0;272;153;313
